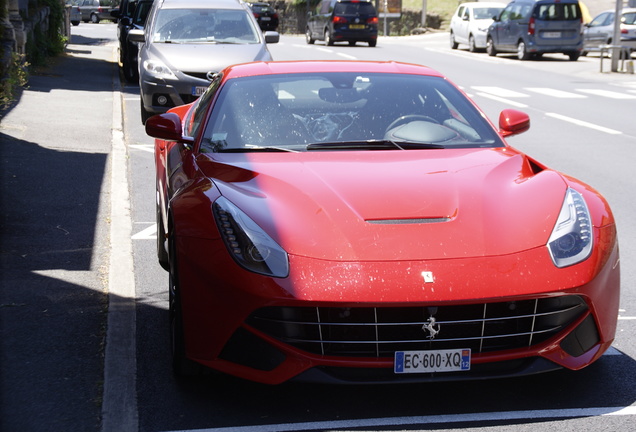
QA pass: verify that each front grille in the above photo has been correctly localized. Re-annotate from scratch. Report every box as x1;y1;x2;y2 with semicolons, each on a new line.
247;296;588;358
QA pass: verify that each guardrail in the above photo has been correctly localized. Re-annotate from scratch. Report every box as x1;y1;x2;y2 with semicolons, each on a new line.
599;45;634;74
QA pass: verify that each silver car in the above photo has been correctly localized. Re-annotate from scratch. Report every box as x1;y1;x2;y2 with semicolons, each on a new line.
129;0;279;123
583;8;636;55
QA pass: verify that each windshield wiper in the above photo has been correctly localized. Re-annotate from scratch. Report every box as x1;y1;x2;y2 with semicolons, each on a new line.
306;140;446;151
217;146;297;153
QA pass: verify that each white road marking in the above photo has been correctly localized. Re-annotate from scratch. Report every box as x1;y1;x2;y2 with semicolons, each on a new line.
546;113;622;135
525;88;587;98
159;406;636;432
472;86;530;98
132;224;157;240
129;144;154;153
474;92;529;108
576;89;636;99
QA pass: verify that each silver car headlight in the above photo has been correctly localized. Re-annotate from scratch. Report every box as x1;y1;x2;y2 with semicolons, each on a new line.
213;197;289;278
143;58;177;80
547;188;593;268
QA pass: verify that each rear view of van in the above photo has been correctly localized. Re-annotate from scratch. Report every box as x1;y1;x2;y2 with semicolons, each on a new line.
487;0;583;60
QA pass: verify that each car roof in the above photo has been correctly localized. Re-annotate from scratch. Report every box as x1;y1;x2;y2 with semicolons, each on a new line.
158;0;245;10
221;61;445;81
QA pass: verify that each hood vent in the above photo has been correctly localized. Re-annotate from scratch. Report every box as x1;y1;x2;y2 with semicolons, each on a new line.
366;217;450;225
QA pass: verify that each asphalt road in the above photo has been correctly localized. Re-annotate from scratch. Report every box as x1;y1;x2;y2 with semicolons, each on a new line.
2;20;636;432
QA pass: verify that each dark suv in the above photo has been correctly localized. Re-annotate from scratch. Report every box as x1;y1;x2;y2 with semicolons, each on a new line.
112;0;155;82
306;0;378;47
486;0;583;60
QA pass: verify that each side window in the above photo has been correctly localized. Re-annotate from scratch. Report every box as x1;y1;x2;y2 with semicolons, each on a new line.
457;6;465;18
589;12;608;27
319;1;331;14
500;5;513;22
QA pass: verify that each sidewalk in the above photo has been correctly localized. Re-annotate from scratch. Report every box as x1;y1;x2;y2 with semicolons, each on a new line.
0;36;117;431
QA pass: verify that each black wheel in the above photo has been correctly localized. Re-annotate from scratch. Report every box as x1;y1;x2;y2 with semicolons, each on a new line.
169;235;202;376
486;37;497;56
368;39;376;47
122;55;138;83
517;40;530;60
468;34;477;53
567;52;580;61
71;21;80;26
305;27;315;44
325;29;334;46
90;13;100;24
450;31;458;49
140;98;152;125
348;40;356;46
157;205;169;271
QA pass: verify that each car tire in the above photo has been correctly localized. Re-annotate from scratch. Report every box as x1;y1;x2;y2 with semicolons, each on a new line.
71;21;80;26
90;13;100;24
468;34;477;53
306;27;315;44
140;99;152;125
486;36;497;56
157;205;169;271
349;40;356;46
325;29;334;46
368;39;376;47
568;52;580;61
517;40;530;60
450;31;458;49
168;235;202;377
122;56;138;83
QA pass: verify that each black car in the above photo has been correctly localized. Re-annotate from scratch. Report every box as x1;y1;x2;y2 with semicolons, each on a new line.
306;0;378;47
111;0;154;82
248;2;279;32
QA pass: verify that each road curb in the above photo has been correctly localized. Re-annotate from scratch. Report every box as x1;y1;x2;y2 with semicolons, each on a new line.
101;47;139;432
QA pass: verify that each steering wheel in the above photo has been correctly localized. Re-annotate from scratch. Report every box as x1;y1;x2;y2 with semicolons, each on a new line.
385;115;440;133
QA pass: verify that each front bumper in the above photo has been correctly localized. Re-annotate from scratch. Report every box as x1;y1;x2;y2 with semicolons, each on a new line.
176;224;619;384
140;73;209;115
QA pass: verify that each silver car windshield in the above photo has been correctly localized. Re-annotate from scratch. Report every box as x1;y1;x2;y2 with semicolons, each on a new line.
201;73;506;153
152;9;260;43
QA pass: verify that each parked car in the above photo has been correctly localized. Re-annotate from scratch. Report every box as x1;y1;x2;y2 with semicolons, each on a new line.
486;0;584;60
247;2;279;32
145;60;620;384
78;0;117;23
128;0;279;124
450;2;506;52
583;8;636;55
112;0;155;82
67;1;82;26
306;0;378;47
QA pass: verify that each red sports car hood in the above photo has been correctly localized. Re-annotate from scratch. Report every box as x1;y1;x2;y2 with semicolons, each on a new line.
203;148;568;261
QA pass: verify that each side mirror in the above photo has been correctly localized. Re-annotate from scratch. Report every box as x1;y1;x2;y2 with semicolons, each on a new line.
120;16;131;26
127;28;146;43
499;109;530;137
146;112;194;146
264;31;280;44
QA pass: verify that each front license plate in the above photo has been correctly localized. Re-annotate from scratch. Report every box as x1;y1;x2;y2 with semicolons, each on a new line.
191;86;208;96
349;24;365;29
543;32;561;38
394;349;471;374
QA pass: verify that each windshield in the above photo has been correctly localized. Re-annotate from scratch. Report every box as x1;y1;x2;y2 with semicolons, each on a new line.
200;72;505;153
152;8;259;43
473;7;503;20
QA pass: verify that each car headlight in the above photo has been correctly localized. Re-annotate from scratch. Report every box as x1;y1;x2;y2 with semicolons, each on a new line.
213;197;289;278
547;188;593;268
143;59;177;80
